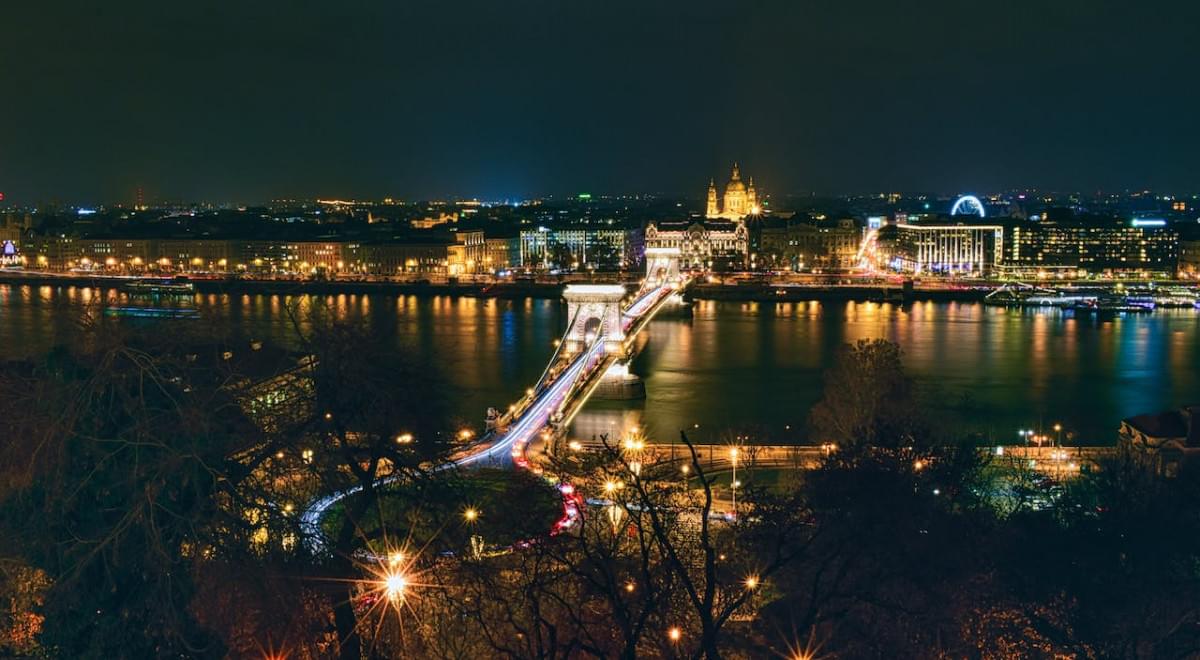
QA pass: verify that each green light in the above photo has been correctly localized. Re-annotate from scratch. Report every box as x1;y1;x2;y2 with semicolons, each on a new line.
578;193;592;200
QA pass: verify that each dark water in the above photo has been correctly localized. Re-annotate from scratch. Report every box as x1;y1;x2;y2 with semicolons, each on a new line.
1;284;1198;446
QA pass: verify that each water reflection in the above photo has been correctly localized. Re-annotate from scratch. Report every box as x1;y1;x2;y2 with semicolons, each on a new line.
0;285;1196;445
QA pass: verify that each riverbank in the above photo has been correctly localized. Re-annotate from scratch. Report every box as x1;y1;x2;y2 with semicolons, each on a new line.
0;271;999;303
0;272;570;299
685;282;991;303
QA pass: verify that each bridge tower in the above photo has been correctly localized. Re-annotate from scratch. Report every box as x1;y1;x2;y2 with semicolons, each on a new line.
644;247;682;287
562;284;626;354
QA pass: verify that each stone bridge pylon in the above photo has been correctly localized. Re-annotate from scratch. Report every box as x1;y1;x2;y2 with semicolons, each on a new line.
562;284;626;354
643;247;682;286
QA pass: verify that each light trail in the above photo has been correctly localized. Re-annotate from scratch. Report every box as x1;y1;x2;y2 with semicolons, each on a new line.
300;280;681;554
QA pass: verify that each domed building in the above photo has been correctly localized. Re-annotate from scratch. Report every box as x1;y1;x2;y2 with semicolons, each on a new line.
705;163;759;220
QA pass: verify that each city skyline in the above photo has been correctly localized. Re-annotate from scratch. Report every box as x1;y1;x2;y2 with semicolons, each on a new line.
4;2;1200;658
3;1;1199;203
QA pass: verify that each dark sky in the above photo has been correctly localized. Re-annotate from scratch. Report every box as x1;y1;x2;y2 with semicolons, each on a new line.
2;0;1197;204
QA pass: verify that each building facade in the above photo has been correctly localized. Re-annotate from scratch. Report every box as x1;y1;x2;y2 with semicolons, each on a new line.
759;219;862;271
644;220;749;271
518;228;638;271
876;223;1004;275
484;237;520;273
1003;222;1178;277
1178;239;1200;279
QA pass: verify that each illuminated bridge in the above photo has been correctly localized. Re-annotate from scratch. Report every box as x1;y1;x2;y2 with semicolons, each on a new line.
301;248;687;549
455;248;687;469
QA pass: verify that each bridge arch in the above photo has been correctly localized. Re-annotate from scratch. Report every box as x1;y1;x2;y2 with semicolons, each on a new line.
562;284;626;354
644;247;682;287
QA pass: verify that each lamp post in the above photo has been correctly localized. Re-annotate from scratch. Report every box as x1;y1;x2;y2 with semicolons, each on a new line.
729;447;739;517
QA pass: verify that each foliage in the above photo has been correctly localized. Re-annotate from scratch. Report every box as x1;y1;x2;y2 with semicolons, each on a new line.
808;338;925;447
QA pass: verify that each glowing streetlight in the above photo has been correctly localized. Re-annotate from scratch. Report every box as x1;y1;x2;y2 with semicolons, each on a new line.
396;433;413;444
458;428;474;441
729;447;740;515
463;507;479;523
744;575;759;590
383;571;408;602
668;627;682;642
604;480;617;495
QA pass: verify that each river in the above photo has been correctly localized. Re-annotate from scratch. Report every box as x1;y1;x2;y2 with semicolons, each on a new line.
1;284;1197;445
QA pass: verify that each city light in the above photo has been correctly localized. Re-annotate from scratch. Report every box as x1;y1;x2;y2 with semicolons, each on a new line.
384;572;408;602
744;575;759;590
463;507;479;523
668;627;682;642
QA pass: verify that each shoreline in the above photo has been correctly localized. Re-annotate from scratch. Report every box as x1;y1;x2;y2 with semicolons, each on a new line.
0;271;993;303
1;272;1191;305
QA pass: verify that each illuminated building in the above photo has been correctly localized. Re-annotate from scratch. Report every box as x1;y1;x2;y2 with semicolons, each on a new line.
1001;220;1178;277
644;219;748;271
411;211;458;229
157;239;235;272
759;219;862;271
0;240;18;266
448;229;486;275
1120;406;1200;478
518;227;638;270
484;236;520;272
353;242;452;274
1178;239;1200;279
876;223;1004;275
705;163;759;220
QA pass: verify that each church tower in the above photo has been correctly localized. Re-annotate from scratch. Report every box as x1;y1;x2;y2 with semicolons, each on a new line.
705;179;719;218
722;163;748;218
746;176;758;212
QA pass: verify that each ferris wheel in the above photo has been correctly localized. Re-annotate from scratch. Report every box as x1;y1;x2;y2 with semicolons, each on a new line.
950;195;986;217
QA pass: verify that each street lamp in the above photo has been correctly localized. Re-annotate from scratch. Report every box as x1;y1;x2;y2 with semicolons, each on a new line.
383;571;408;603
729;447;740;516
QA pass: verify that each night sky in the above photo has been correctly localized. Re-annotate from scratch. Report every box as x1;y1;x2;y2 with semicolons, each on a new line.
2;0;1197;204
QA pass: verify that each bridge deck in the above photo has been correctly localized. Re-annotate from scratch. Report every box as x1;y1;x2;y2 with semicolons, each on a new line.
301;280;683;552
459;282;679;467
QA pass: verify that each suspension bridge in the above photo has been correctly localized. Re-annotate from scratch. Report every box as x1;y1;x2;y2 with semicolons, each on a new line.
301;248;687;549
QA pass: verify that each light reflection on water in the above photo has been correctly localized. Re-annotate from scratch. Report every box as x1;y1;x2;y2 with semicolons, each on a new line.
0;284;1196;445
